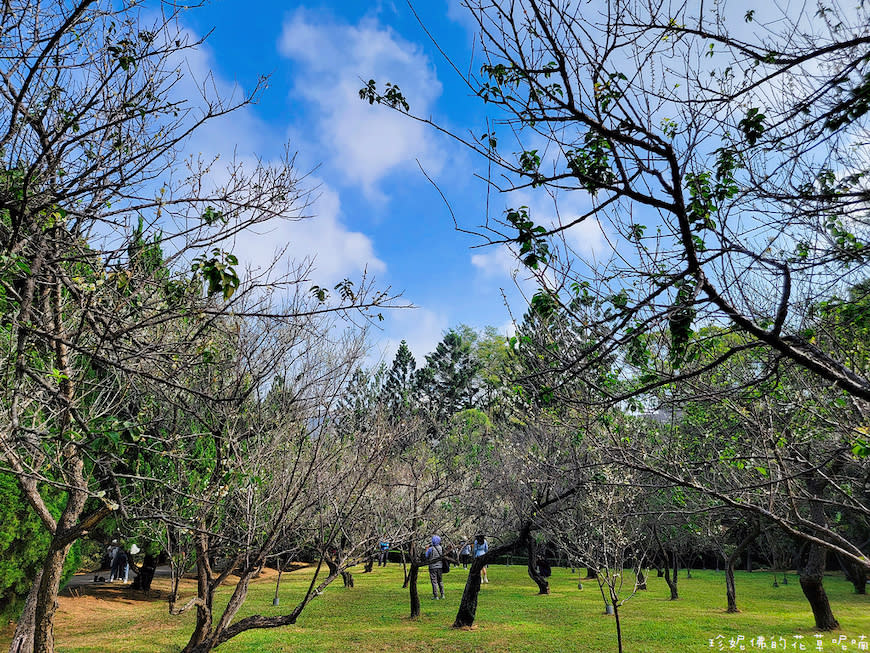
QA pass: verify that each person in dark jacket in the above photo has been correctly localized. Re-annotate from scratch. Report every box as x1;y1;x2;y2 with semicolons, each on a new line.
425;535;444;599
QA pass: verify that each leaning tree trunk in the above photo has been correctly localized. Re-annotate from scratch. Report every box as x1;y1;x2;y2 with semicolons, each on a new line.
800;543;839;631
32;541;78;653
454;557;485;628
31;481;94;653
454;529;529;629
799;481;839;631
526;539;550;595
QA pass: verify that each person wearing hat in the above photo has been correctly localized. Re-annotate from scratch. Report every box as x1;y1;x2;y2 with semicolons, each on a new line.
425;535;445;599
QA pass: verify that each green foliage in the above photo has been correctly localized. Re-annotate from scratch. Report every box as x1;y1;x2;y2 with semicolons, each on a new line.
382;340;418;421
128;217;167;278
668;280;697;369
200;206;226;225
358;80;410;111
0;473;80;622
506;206;549;269
416;328;482;422
190;248;240;300
738;107;766;146
824;71;870;130
566;131;616;193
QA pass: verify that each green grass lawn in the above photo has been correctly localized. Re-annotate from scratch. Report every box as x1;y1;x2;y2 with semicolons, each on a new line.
4;565;870;652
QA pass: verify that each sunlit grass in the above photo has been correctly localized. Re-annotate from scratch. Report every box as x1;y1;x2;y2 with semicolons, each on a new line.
3;565;869;652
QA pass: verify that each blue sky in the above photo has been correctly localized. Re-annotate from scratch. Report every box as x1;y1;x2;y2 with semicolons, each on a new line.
164;1;866;370
173;1;543;364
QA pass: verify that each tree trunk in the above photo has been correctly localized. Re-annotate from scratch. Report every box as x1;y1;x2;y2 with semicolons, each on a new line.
8;570;41;653
725;561;738;613
453;558;484;628
799;480;839;631
182;549;215;653
849;566;867;595
637;569;647;591
725;525;759;614
401;547;409;589
408;564;421;618
664;551;678;600
585;566;598;579
453;530;529;628
800;563;839;631
612;595;624;653
836;554;867;595
526;539;550;595
31;484;94;653
32;542;74;653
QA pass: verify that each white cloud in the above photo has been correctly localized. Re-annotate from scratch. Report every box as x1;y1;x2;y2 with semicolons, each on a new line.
471;244;520;279
278;10;445;199
153;24;386;288
378;306;449;365
229;176;385;286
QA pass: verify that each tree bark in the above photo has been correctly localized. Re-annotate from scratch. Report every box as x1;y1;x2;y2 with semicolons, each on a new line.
613;595;624;653
454;558;484;628
182;539;215;653
8;570;41;653
726;525;759;613
664;551;678;600
836;554;867;595
799;481;839;631
526;539;550;595
408;564;421;618
453;529;529;628
800;561;839;631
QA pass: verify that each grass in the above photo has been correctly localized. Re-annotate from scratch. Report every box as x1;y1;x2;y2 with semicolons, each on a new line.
3;565;870;652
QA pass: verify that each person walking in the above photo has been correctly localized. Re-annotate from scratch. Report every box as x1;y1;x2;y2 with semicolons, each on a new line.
378;538;390;567
474;534;489;583
425;535;445;599
460;540;472;569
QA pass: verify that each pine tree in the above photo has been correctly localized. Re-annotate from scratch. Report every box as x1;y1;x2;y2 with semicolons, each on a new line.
417;328;481;423
382;340;417;422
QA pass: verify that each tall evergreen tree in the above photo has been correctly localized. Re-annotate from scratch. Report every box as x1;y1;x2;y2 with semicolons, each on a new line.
417;328;481;423
382;340;417;422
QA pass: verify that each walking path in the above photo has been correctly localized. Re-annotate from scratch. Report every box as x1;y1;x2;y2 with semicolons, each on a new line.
62;565;172;591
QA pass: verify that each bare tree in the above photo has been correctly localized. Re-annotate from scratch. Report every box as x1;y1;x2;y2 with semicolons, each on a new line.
0;3;399;652
546;465;651;653
367;0;870;401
